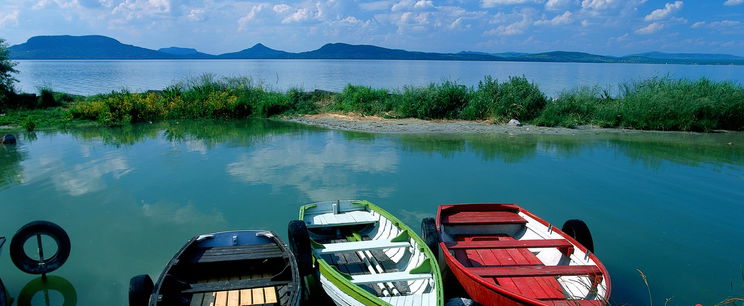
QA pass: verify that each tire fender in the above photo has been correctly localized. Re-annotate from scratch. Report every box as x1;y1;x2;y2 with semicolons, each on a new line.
10;221;71;275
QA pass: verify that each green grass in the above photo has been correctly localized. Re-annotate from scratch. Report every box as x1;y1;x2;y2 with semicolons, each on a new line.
0;75;742;132
535;78;744;132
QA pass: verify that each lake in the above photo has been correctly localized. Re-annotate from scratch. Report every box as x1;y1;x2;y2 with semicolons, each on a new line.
1;120;742;305
13;59;744;97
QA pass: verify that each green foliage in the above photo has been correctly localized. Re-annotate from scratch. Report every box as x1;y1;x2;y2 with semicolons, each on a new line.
533;78;744;131
22;117;36;131
462;76;547;121
0;38;17;93
395;81;470;119
333;85;391;115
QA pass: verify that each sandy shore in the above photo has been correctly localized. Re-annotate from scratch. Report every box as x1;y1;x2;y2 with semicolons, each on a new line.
284;113;650;136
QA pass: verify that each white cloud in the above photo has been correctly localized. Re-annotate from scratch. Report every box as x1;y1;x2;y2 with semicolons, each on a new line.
414;0;434;9
187;9;204;21
693;20;741;29
534;10;573;25
581;0;618;10
644;1;682;21
282;8;310;23
112;0;171;20
691;21;705;28
273;4;291;14
482;0;541;7
0;9;19;28
32;0;80;10
238;4;266;30
636;22;664;34
545;0;574;10
359;1;393;11
489;18;530;35
724;0;743;5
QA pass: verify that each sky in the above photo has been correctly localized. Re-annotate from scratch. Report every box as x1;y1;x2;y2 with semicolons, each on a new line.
0;0;743;56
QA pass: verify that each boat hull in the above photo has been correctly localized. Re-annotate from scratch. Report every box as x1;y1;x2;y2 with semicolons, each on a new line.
436;203;611;306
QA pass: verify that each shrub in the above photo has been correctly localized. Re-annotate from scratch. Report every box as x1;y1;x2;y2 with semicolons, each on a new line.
462;76;547;121
333;85;391;115
396;81;469;119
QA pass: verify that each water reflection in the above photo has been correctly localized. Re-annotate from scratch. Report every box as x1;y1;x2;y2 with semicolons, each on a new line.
227;133;400;201
0;120;742;305
0;144;25;189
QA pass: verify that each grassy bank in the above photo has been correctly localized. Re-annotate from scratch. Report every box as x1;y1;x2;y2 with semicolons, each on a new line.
1;75;743;132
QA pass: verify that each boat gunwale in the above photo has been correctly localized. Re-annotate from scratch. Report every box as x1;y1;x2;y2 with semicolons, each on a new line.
436;203;612;305
150;229;301;306
299;200;444;306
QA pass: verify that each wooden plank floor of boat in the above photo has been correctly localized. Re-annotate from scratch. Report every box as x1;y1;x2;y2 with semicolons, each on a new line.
189;272;279;306
453;235;566;301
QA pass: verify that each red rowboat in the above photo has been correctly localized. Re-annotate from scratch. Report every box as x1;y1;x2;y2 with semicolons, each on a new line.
424;203;611;306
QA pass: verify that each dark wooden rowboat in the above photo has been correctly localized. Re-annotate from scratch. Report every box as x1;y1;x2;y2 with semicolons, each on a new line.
129;230;300;306
431;203;611;306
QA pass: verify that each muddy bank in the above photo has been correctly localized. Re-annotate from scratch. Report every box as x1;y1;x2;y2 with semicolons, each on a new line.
284;114;656;136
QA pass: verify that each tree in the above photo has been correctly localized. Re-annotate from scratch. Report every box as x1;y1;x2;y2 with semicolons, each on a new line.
0;38;18;94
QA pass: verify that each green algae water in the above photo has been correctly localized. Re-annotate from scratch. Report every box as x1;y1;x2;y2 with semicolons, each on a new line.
1;119;742;305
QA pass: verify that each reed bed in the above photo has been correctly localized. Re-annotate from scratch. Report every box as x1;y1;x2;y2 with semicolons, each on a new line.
2;75;742;132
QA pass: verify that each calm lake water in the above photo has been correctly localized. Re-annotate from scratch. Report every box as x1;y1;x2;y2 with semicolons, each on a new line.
14;59;744;97
0;120;742;305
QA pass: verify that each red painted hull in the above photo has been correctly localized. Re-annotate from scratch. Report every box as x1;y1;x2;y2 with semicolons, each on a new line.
436;203;611;306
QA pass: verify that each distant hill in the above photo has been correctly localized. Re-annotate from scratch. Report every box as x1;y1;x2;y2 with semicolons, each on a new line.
297;43;500;61
7;35;744;65
9;35;175;59
630;52;744;61
158;47;214;58
218;43;291;59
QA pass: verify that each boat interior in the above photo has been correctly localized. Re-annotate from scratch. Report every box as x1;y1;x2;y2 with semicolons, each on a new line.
303;200;438;305
156;231;297;306
439;204;608;305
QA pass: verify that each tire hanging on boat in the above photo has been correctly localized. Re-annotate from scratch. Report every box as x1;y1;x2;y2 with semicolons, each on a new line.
420;217;439;260
9;221;71;274
287;220;313;277
128;274;154;306
561;219;594;253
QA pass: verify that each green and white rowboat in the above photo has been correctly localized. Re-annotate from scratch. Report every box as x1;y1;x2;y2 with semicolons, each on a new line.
297;200;443;306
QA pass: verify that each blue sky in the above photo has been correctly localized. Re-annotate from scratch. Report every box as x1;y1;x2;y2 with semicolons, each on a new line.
1;0;743;56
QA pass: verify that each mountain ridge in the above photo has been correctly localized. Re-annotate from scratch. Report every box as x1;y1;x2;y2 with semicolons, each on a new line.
7;35;744;65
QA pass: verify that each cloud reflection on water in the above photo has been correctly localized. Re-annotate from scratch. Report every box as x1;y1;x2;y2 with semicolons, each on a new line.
227;133;399;201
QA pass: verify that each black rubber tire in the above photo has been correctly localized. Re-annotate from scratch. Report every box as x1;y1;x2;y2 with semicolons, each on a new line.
420;217;439;260
129;274;154;306
10;221;71;274
287;220;313;277
17;275;77;306
562;219;594;253
0;278;8;306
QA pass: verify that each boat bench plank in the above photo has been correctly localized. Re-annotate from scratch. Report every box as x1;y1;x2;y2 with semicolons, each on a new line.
442;211;527;225
305;211;378;228
182;278;288;294
470;265;602;277
446;239;574;256
542;300;605;306
186;243;284;264
455;236;566;300
350;272;431;284
317;240;410;254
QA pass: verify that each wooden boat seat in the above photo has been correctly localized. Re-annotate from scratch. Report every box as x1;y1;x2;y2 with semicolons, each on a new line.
305;211;378;228
445;239;574;256
453;236;567;300
190;273;279;306
442;211;527;225
470;265;601;278
185;243;284;264
350;272;432;284
316;240;410;254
